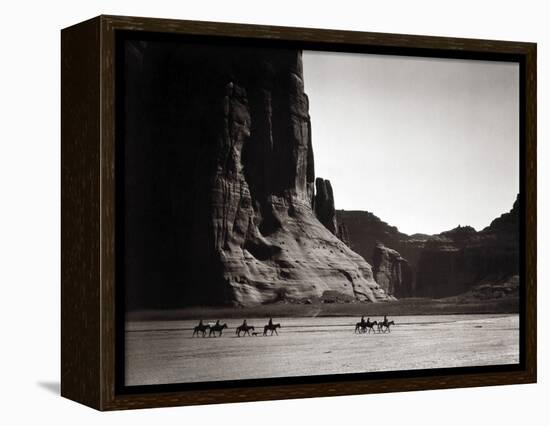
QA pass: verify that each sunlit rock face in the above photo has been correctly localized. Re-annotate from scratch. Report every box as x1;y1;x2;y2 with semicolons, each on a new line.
205;52;391;306
124;42;389;308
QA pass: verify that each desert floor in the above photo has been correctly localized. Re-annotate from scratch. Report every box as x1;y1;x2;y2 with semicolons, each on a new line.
125;314;519;385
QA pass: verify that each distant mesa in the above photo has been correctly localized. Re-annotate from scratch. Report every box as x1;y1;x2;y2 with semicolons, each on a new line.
337;195;520;301
414;196;519;298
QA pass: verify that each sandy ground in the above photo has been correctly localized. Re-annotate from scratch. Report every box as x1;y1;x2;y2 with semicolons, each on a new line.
125;314;519;386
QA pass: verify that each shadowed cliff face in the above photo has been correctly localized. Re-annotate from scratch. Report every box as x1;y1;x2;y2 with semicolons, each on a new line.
123;40;389;309
415;198;520;298
335;210;419;297
314;178;337;234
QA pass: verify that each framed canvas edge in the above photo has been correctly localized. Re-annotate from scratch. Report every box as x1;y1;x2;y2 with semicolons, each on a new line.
61;16;103;410
87;14;536;411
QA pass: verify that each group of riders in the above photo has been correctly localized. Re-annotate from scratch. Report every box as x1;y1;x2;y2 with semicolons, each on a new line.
192;317;280;337
355;315;395;334
193;315;395;337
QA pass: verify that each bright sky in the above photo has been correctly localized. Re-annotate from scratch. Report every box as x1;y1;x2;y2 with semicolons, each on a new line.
303;51;519;235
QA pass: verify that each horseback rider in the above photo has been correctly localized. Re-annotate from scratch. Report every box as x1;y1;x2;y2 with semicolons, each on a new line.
242;319;248;328
215;319;220;327
361;315;366;325
198;319;204;327
268;317;273;327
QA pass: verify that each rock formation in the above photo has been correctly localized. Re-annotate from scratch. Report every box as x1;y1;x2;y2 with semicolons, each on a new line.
337;196;520;300
123;41;389;309
337;222;351;247
121;38;519;308
335;210;422;295
372;243;413;297
314;178;338;234
335;210;410;265
415;198;520;298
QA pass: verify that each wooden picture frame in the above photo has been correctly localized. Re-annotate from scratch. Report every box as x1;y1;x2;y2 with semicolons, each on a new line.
61;14;536;411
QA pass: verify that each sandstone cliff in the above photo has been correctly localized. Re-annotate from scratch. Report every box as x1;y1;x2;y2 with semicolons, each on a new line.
335;210;410;265
415;198;520;298
335;210;421;296
314;178;338;234
124;41;389;309
372;243;413;297
337;197;519;299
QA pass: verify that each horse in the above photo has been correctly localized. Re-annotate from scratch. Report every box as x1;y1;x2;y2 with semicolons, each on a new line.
192;323;210;337
355;320;377;334
365;320;378;334
236;324;255;337
263;323;281;336
378;320;395;333
208;323;228;337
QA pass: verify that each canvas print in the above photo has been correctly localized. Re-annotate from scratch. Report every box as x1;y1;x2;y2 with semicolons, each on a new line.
120;37;520;387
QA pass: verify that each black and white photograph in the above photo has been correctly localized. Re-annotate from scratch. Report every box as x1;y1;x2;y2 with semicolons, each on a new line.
2;0;546;422
120;36;521;387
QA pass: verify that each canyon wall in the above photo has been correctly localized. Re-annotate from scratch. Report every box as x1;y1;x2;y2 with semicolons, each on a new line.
124;41;389;309
337;197;520;299
415;198;520;298
372;243;414;297
122;39;519;307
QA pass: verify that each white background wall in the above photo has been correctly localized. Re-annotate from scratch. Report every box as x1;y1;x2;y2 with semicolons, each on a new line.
0;1;546;424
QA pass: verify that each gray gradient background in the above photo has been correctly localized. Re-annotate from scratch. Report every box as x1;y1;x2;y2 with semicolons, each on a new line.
303;51;519;235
